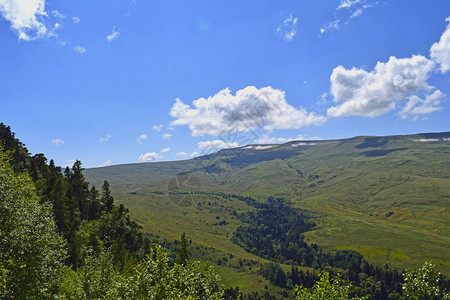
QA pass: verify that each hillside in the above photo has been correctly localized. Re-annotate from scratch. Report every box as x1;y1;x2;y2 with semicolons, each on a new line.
85;132;450;287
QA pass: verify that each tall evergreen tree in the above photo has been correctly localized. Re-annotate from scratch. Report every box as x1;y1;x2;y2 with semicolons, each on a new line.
69;160;90;220
51;176;69;234
101;180;114;212
88;186;101;220
177;233;190;265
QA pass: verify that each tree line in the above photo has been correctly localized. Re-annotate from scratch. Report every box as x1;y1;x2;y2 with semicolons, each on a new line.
0;123;222;298
232;196;450;299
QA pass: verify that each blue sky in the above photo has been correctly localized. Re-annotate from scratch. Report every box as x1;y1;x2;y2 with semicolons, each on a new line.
1;0;449;168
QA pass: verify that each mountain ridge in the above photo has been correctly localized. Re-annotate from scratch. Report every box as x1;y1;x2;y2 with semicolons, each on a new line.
84;131;450;280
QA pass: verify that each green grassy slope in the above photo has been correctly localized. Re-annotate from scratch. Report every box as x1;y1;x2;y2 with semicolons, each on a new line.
85;132;450;285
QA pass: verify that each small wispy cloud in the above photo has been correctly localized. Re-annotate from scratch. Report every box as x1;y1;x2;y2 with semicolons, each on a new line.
73;45;86;53
163;133;172;140
277;14;299;41
137;134;148;143
72;16;80;23
153;125;163;131
97;160;112;167
51;10;65;19
317;93;329;105
337;0;361;10
106;27;120;42
190;151;199;157
160;147;171;153
99;134;112;142
320;0;376;35
138;146;171;162
320;19;340;35
52;138;64;146
138;152;161;162
176;152;188;157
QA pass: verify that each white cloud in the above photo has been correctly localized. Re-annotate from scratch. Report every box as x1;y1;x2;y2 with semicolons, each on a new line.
97;160;112;167
52;138;64;146
170;86;326;137
72;16;80;23
321;0;375;35
138;146;171;161
163;133;172;140
106;27;120;42
137;134;147;143
430;17;450;73
399;90;445;120
277;14;299;41
337;0;361;10
190;151;199;157
0;0;49;40
320;19;340;35
197;140;239;150
73;45;86;53
160;147;171;153
99;134;112;142
176;152;188;157
153;125;163;131
350;8;363;19
138;152;161;162
51;9;64;19
327;55;437;117
317;93;329;105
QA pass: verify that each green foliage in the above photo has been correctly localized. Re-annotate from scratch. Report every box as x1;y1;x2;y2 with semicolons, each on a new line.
260;262;287;287
232;196;403;297
295;272;366;300
0;125;225;299
109;244;223;299
59;250;118;299
59;245;223;299
176;232;190;265
402;261;450;299
0;147;67;298
102;180;114;212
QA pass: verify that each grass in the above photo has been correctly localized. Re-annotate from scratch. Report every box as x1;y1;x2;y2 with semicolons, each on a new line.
85;132;450;286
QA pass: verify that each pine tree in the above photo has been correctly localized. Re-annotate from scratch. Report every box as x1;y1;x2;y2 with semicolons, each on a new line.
101;180;114;212
70;160;90;220
88;186;101;220
177;233;190;265
51;176;69;234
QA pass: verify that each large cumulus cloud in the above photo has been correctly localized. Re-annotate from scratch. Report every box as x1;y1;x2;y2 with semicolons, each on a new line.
327;55;436;118
170;86;326;137
430;17;450;73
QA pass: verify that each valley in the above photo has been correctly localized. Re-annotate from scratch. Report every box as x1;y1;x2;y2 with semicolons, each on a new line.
85;132;450;294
